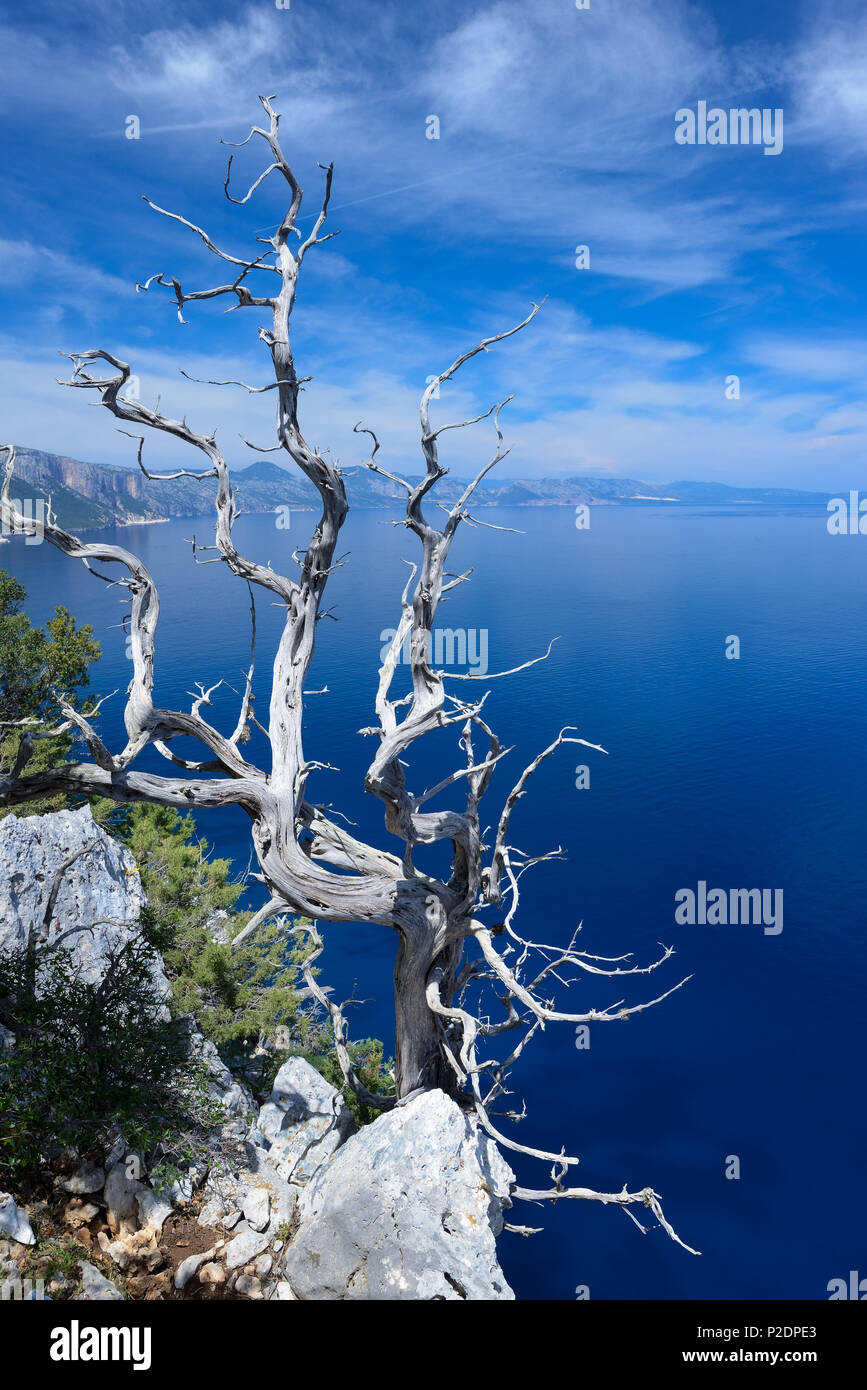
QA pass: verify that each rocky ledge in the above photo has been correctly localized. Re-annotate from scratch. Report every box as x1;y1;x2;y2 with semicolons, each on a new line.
0;806;515;1300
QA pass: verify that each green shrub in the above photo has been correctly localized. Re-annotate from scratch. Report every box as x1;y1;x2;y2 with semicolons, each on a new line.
0;568;101;817
0;913;221;1183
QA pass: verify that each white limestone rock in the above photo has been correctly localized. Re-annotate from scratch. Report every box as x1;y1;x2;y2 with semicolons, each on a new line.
258;1056;355;1184
242;1187;270;1233
0;806;158;990
282;1089;515;1301
223;1220;270;1271
79;1261;124;1301
175;1251;211;1290
0;1194;35;1246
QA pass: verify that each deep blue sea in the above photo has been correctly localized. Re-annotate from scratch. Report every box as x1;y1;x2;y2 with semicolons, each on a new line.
5;502;866;1301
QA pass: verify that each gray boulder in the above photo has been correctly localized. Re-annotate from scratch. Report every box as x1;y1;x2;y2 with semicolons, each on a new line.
61;1160;105;1195
0;805;163;993
281;1088;515;1300
259;1056;355;1184
224;1221;271;1271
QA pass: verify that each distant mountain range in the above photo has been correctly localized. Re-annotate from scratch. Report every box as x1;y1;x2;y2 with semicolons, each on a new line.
1;446;832;531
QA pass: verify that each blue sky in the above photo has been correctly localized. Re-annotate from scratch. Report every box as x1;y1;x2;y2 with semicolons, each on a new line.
0;0;865;487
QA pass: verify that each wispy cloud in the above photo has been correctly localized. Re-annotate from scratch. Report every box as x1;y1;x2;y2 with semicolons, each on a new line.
0;0;865;488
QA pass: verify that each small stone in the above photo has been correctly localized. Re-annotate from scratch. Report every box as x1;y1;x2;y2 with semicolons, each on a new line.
79;1261;123;1301
273;1280;297;1300
104;1163;142;1236
60;1161;105;1195
198;1262;227;1285
63;1200;100;1229
0;1194;35;1246
255;1253;272;1278
136;1187;173;1234
174;1251;209;1290
234;1274;262;1298
224;1222;270;1271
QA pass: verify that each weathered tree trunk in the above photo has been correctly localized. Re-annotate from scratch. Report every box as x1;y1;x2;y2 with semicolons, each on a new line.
393;929;463;1099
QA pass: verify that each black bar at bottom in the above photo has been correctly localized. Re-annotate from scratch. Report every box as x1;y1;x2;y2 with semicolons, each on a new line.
2;1297;863;1375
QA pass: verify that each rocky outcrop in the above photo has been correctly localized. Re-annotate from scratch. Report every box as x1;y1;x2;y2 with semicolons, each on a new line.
186;1024;255;1119
0;808;517;1301
281;1089;515;1300
10;448;318;529
196;1058;345;1238
0;805;155;988
0;806;250;1117
258;1055;356;1184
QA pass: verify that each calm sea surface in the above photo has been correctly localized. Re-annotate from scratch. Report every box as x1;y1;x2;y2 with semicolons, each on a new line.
5;502;866;1300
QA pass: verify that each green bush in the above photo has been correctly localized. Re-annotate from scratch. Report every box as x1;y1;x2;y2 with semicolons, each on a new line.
0;913;221;1183
0;568;101;816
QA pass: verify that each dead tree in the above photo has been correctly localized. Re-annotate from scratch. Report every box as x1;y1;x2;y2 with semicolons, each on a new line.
0;96;696;1253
